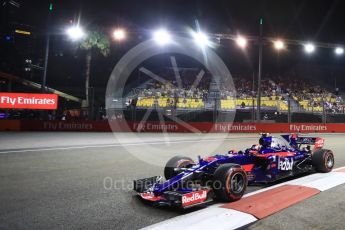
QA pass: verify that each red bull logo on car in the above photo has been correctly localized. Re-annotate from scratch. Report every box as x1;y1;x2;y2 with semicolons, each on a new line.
278;157;294;171
182;189;208;207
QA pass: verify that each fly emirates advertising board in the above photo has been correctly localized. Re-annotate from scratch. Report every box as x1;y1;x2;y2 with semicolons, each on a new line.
0;93;58;110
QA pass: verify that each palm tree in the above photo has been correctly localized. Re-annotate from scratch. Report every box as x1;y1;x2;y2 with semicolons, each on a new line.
79;30;110;117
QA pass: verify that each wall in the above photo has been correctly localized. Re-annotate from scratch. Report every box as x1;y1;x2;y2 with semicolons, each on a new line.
1;120;345;133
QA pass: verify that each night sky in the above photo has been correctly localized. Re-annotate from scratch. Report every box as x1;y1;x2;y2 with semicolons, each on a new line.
1;0;345;100
6;0;345;41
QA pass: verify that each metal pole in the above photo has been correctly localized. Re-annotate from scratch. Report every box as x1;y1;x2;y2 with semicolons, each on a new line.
252;71;255;92
213;97;217;122
322;98;326;123
42;7;52;93
252;98;255;122
256;18;263;122
42;35;50;93
288;95;291;124
40;8;52;120
90;87;95;120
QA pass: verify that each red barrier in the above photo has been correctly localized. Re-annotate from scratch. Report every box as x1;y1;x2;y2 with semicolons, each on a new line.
124;122;336;133
1;120;345;133
0;120;21;131
20;120;111;132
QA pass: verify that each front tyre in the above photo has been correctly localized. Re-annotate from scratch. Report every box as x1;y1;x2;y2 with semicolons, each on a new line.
164;156;195;180
312;149;334;173
213;163;247;202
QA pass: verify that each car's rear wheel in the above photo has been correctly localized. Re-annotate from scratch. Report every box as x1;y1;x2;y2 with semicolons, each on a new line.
164;156;195;180
312;149;334;173
213;163;247;202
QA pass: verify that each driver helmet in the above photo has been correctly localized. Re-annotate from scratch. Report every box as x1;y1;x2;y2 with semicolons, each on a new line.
260;136;272;148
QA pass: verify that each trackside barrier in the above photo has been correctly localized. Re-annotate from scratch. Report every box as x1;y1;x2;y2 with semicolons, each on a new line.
20;120;112;132
0;120;21;131
125;122;345;133
1;120;345;132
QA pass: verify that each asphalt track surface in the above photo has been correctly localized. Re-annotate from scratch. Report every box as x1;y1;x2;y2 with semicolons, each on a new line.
0;132;344;229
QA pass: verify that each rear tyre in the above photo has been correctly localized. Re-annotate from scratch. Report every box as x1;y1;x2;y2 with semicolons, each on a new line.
213;163;247;202
312;149;334;173
164;156;195;180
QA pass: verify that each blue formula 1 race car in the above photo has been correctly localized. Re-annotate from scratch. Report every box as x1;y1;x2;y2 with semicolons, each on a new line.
133;133;335;208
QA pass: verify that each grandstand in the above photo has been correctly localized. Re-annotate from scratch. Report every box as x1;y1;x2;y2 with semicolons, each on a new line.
286;80;343;113
125;72;343;117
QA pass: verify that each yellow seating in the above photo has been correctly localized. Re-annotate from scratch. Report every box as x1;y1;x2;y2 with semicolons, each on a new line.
221;99;236;109
137;97;154;107
278;101;288;111
261;100;276;107
236;99;254;106
176;98;204;108
158;97;174;107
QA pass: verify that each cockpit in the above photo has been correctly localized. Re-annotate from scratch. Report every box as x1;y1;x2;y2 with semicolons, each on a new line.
249;135;293;154
269;137;292;151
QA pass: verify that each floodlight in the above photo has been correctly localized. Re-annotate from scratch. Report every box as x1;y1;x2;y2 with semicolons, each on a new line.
304;43;315;53
113;28;126;41
66;26;85;41
236;36;247;48
274;40;285;50
193;31;209;47
153;29;171;45
335;47;344;55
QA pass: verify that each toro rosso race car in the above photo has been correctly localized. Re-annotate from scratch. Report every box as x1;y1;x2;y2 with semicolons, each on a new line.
133;134;334;208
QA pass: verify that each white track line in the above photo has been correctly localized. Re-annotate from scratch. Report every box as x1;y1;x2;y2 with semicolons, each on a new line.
0;136;257;154
142;206;257;230
288;172;345;191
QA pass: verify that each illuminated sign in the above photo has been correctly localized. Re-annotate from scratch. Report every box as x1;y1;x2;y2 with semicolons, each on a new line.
15;29;31;35
0;93;58;110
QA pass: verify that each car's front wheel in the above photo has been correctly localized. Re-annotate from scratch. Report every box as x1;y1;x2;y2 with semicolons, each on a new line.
164;156;195;180
213;163;247;202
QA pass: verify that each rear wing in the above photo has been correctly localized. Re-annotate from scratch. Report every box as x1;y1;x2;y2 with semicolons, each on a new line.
296;137;321;145
281;134;325;149
296;137;325;149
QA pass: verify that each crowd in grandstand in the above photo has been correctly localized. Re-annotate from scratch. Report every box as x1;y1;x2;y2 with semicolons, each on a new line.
138;82;208;101
278;77;344;113
230;77;283;99
129;71;344;113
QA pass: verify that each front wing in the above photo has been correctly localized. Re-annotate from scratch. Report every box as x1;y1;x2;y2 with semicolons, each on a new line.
134;177;214;208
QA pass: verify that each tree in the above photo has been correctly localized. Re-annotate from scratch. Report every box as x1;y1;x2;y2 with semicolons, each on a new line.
79;30;110;117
